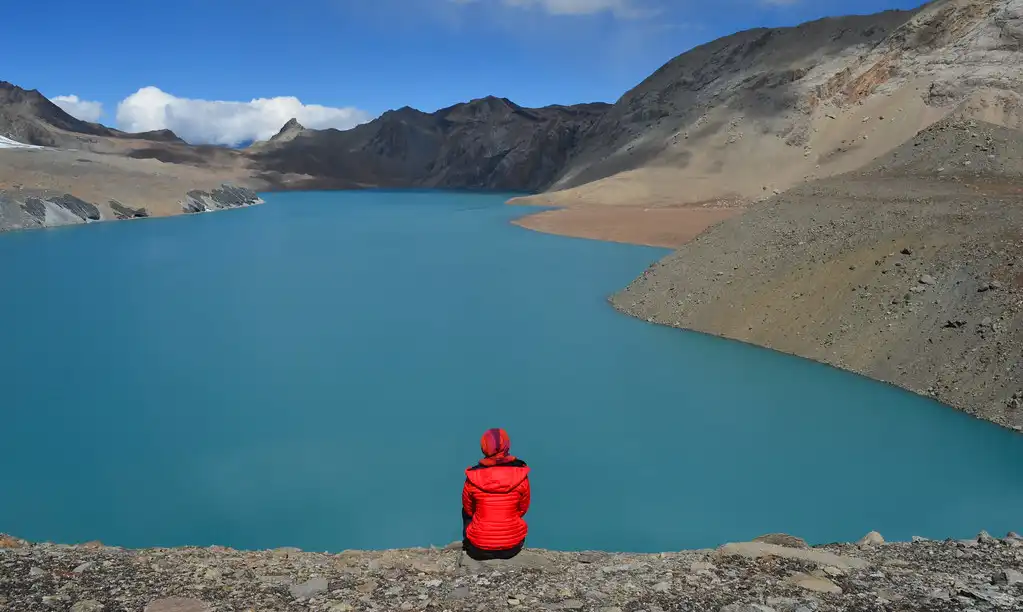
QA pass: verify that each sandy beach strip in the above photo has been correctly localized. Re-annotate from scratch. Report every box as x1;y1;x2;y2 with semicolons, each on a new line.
510;205;744;249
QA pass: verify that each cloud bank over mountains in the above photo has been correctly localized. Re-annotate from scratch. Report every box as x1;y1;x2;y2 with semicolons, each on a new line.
51;88;371;146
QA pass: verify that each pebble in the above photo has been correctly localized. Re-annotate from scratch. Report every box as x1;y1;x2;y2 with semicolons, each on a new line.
144;598;212;612
450;585;470;599
691;561;717;572
786;572;842;594
919;274;936;285
856;531;885;546
71;601;105;612
424;578;442;588
652;581;671;592
978;530;997;544
289;577;329;599
560;600;585;610
992;568;1023;585
720;605;777;612
29;566;46;577
72;561;95;573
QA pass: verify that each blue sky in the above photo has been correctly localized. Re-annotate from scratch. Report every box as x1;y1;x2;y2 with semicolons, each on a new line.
4;0;926;144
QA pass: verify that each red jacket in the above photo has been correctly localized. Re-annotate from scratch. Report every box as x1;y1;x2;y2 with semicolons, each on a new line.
462;460;531;550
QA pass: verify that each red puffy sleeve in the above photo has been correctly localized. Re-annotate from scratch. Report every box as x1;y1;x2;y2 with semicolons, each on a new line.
462;478;475;516
517;476;530;516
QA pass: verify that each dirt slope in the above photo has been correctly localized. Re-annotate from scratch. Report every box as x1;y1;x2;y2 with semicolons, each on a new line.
613;117;1023;430
514;0;1023;211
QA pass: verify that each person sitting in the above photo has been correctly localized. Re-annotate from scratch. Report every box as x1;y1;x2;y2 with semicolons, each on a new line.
461;428;531;560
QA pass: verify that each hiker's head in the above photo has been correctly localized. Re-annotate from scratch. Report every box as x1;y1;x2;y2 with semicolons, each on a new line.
480;428;511;459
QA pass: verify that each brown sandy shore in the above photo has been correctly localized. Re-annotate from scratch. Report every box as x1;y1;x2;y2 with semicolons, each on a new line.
3;531;1023;611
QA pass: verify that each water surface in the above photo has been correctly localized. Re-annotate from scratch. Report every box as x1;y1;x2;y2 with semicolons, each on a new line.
1;190;1021;552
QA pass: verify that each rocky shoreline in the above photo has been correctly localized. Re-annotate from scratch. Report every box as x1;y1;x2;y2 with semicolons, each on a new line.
0;183;263;233
2;531;1022;611
611;118;1023;433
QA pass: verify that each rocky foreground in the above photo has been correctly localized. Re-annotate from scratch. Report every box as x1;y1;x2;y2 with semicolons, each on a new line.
3;531;1023;612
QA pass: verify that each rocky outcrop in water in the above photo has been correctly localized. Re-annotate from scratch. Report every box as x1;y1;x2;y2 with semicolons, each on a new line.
0;191;101;230
2;531;1022;611
0;184;262;232
181;184;263;214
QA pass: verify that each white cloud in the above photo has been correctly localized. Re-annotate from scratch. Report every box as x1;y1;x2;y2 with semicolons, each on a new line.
114;86;372;146
452;0;649;18
51;95;104;123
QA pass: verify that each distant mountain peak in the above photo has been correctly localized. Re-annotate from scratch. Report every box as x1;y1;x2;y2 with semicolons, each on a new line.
268;118;306;143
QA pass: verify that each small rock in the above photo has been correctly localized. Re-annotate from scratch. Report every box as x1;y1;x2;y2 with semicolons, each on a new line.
272;546;302;558
560;601;585;610
43;595;68;606
424;578;442;588
450;585;470;599
600;608;623;612
202;567;222;581
144;598;212;612
29;566;46;578
356;579;378;594
73;562;95;574
919;274;936;285
508;598;521;606
752;533;809;549
652;581;671;592
786;572;841;594
289;577;329;599
822;566;844;577
989;280;1003;290
71;601;104;612
80;540;104;549
901;248;912;255
327;603;354;612
978;530;997;544
912;535;930;542
690;561;717;572
577;552;599;564
992;569;1023;585
720;605;777;612
0;535;24;548
856;531;885;546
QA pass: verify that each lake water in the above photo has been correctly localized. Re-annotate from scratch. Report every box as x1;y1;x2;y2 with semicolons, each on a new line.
1;190;1022;553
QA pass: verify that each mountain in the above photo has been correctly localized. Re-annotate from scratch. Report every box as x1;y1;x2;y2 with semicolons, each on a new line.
518;0;1023;207
1;0;1020;222
248;97;611;191
0;81;187;151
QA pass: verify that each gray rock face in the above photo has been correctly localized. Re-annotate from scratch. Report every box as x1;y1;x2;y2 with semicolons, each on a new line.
109;200;149;220
182;184;263;214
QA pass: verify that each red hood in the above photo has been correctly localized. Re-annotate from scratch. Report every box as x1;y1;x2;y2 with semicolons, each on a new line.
465;465;530;493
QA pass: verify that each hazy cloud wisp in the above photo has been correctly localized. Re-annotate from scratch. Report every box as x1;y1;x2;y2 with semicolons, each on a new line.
453;0;647;17
115;87;371;146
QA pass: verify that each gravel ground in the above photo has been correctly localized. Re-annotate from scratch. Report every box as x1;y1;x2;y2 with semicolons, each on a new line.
3;531;1023;612
613;118;1023;431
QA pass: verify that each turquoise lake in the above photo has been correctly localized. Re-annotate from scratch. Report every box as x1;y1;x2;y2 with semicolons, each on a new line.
1;190;1022;552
